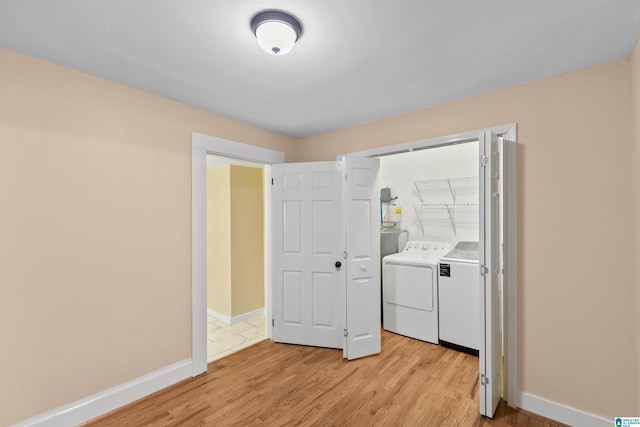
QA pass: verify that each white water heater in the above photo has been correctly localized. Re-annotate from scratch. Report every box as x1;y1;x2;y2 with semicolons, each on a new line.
387;204;402;223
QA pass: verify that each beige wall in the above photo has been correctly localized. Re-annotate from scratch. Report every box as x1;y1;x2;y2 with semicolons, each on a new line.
206;165;264;318
207;166;232;316
297;59;638;417
0;47;295;426
2;42;639;425
632;39;640;411
230;166;265;316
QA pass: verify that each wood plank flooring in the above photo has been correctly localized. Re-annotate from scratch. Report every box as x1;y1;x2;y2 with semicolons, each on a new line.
85;330;566;426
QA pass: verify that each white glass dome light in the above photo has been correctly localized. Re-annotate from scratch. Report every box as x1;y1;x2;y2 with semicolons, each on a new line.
251;11;302;56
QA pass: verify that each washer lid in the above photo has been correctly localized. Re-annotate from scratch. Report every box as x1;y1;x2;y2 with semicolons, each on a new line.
441;241;479;262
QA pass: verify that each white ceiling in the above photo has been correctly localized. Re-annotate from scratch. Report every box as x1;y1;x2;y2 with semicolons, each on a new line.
1;1;639;138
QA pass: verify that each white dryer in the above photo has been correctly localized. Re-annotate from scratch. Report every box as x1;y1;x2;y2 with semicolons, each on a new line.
382;240;451;344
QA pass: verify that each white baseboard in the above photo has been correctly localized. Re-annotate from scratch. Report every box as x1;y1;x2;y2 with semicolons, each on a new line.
207;308;232;324
14;359;192;427
207;307;264;325
518;392;611;427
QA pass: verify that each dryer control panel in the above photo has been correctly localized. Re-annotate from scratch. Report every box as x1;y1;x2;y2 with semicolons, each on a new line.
401;240;451;259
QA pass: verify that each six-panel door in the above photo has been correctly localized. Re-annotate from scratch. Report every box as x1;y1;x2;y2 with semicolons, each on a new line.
272;162;345;349
343;156;381;360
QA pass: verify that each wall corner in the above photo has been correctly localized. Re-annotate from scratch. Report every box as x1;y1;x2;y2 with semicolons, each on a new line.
631;36;640;412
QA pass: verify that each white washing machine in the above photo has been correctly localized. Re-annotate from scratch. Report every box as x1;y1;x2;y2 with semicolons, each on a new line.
438;241;480;352
382;240;451;344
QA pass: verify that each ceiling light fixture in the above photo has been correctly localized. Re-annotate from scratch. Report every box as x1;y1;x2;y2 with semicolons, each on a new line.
251;10;302;56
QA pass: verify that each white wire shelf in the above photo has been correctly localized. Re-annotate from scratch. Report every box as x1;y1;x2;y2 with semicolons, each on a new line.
413;176;479;204
412;176;479;235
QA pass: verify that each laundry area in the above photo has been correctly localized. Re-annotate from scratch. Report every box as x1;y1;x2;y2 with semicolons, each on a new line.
378;140;481;355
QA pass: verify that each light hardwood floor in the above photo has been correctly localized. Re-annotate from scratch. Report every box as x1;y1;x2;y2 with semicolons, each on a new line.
86;330;566;426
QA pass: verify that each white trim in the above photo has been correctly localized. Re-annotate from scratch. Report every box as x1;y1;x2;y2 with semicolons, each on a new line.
503;126;518;406
14;360;192;427
207;308;231;324
192;133;284;164
191;133;284;376
518;392;611;427
232;308;263;324
342;127;485;159
340;124;518;409
478;130;490;415
192;146;208;376
263;165;273;339
207;307;264;325
344;125;515;159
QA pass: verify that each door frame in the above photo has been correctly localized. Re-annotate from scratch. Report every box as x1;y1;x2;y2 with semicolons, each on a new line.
191;126;517;406
341;124;518;406
191;133;284;376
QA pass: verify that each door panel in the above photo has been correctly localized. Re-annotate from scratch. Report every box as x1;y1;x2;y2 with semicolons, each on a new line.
343;157;381;360
312;201;333;253
273;162;344;349
312;272;333;328
283;172;303;190
282;201;302;253
479;131;502;417
282;271;302;325
351;200;372;258
350;278;375;339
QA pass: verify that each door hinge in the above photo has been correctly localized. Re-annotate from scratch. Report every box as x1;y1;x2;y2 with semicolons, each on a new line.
343;251;348;259
480;265;489;276
344;174;348;181
271;178;274;185
481;155;489;167
480;374;489;385
272;318;275;327
344;329;348;337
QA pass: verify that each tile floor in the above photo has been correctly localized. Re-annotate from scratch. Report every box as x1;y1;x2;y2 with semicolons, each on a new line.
207;314;266;364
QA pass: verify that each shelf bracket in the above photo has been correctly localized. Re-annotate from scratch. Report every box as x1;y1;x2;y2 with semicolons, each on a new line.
445;204;456;236
413;181;424;204
412;204;425;235
446;179;456;204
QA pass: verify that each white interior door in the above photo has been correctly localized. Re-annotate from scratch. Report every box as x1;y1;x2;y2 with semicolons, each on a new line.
272;162;345;348
479;131;502;416
272;158;381;359
343;156;381;360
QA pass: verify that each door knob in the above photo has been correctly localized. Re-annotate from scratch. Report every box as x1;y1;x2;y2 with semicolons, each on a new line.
335;261;342;268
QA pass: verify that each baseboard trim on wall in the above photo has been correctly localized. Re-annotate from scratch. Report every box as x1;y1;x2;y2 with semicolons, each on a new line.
518;392;611;427
207;308;232;324
14;359;192;427
207;307;264;325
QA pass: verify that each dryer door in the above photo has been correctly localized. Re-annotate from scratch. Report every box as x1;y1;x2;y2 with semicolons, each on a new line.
384;263;434;311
